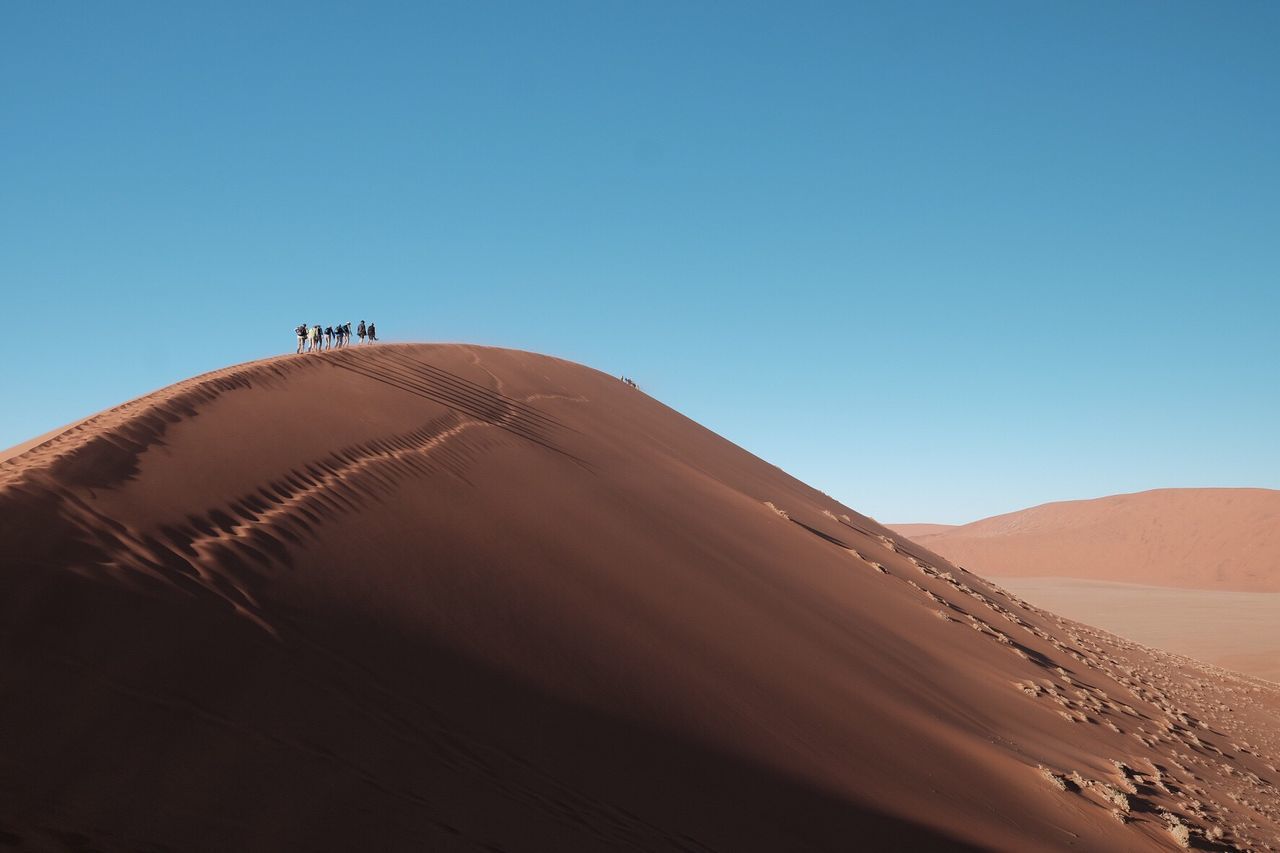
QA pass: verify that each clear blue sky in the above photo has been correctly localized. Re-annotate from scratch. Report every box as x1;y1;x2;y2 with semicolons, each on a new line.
3;1;1277;523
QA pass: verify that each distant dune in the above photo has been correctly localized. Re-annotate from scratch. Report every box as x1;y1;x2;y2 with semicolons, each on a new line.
892;488;1280;591
889;522;957;539
4;345;1280;850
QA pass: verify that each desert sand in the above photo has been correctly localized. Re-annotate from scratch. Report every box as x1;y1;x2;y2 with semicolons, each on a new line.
891;523;958;539
991;578;1280;683
3;344;1279;851
892;493;1280;684
894;489;1280;591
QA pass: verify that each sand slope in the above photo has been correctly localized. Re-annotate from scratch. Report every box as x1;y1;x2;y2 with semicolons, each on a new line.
893;489;1280;591
3;344;1280;851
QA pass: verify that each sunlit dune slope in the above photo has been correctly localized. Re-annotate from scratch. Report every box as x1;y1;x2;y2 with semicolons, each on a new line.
3;344;1280;851
893;489;1280;591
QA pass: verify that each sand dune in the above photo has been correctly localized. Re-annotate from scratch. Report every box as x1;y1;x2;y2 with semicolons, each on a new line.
893;489;1280;591
890;522;958;539
3;344;1280;850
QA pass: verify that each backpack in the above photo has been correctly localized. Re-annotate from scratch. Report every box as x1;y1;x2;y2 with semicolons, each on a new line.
296;325;306;337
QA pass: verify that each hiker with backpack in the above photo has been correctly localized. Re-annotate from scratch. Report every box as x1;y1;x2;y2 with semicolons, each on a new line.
289;319;373;353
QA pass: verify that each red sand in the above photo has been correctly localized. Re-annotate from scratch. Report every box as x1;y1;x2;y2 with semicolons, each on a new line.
892;489;1280;592
890;523;958;539
3;344;1279;851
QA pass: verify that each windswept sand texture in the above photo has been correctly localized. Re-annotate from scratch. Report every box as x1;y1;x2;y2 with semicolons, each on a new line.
4;344;1280;851
893;489;1280;591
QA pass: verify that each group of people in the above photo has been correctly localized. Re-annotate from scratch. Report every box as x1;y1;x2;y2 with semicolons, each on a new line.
619;375;639;389
295;320;377;353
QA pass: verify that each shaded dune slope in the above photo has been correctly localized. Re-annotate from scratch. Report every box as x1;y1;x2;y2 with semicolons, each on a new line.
3;345;1280;851
894;490;1280;592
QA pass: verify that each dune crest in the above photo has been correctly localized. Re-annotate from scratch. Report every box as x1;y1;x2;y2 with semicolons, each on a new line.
3;344;1279;851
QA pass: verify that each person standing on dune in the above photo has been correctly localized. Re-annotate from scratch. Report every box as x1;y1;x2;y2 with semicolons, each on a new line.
295;323;307;354
368;322;376;343
357;320;367;344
